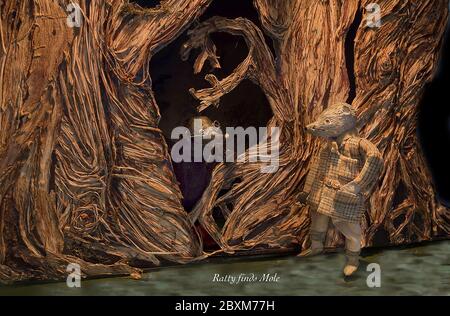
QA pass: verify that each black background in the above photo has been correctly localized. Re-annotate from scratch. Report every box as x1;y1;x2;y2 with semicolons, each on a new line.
419;18;450;203
1;296;447;313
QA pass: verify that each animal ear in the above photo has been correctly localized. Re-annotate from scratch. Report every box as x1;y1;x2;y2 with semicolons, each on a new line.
341;103;352;113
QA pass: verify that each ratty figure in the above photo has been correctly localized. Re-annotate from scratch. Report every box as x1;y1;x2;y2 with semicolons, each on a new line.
299;102;384;277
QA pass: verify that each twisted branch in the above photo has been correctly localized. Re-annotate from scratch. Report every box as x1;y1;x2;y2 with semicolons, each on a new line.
181;16;291;119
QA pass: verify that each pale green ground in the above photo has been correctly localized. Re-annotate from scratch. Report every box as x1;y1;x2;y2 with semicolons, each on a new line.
1;241;449;296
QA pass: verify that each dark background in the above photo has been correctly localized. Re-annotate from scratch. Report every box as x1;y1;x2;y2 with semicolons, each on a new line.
147;0;273;141
418;15;450;204
135;0;450;204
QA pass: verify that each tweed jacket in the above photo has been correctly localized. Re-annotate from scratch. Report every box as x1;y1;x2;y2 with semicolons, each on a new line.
304;136;384;223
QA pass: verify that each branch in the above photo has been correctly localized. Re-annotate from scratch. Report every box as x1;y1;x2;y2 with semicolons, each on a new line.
180;16;280;114
253;0;291;40
109;0;212;78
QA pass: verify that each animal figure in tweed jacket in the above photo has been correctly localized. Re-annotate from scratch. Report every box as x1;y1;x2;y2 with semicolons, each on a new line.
299;102;384;277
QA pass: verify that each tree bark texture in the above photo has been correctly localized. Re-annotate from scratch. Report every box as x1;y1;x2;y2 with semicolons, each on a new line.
188;0;450;251
0;0;448;282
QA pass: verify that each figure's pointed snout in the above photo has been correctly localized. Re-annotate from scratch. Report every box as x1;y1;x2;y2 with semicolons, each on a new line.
306;123;316;133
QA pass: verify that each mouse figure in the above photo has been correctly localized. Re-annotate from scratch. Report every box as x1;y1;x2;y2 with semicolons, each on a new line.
298;102;384;277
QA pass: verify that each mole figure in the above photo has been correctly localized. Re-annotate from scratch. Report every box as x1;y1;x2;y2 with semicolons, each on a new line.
298;102;384;277
171;116;224;250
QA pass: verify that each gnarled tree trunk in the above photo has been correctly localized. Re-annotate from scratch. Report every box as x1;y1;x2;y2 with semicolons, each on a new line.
189;0;449;252
0;0;448;283
0;0;211;283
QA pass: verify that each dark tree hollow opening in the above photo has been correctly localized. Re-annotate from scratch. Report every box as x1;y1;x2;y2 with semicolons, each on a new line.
149;0;273;247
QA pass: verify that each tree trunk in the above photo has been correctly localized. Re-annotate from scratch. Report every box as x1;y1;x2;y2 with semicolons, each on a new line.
0;0;448;283
0;0;211;282
189;0;449;251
